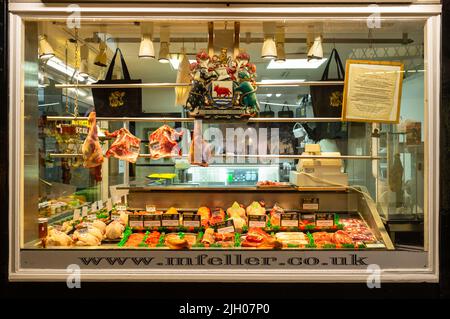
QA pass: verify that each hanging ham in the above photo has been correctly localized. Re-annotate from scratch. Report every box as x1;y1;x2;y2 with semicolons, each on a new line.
148;124;183;160
82;112;104;181
105;128;141;163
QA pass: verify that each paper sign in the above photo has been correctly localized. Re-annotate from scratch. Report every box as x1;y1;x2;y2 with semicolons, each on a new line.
315;213;335;227
97;200;104;209
128;214;143;228
182;213;201;228
146;205;156;213
81;206;88;217
248;215;266;228
302;198;319;210
216;220;235;233
91;202;97;212
281;213;299;227
143;214;162;228
73;209;81;221
162;214;180;227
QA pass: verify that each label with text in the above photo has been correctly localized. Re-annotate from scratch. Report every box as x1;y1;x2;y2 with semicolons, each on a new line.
315;213;335;227
281;213;299;227
248;215;267;228
162;214;180;227
216;220;235;233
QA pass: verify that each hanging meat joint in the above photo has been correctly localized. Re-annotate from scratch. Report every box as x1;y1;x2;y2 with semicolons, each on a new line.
105;128;141;163
82;112;104;181
148;125;183;160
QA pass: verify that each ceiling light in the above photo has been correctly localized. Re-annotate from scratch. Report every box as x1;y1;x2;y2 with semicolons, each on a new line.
267;58;327;69
307;35;323;60
46;56;86;82
158;26;170;63
78;44;89;78
276;93;282;97
169;52;185;70
139;22;155;59
38;35;55;60
261;22;277;59
94;41;107;67
266;93;272;97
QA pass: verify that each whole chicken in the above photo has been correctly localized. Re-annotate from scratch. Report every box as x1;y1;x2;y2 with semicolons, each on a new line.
82;112;104;181
46;229;73;246
105;220;125;240
227;202;246;218
73;228;101;246
228;216;246;233
92;220;107;234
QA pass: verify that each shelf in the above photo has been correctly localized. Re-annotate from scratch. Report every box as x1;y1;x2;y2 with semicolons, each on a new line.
119;185;351;193
46;116;343;123
48;153;383;160
54;80;344;89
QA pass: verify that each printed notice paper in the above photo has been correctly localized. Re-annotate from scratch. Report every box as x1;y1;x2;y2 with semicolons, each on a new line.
342;60;404;123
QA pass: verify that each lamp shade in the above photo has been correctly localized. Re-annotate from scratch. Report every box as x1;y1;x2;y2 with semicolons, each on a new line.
94;41;107;67
38;35;55;60
307;35;323;60
158;42;170;63
275;42;286;63
261;36;277;59
139;34;155;59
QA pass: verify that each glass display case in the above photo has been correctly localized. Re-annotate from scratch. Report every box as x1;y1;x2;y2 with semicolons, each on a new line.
7;1;441;282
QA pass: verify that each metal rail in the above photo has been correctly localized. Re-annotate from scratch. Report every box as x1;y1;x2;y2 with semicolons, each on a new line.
54;80;344;89
49;153;382;160
46;116;343;123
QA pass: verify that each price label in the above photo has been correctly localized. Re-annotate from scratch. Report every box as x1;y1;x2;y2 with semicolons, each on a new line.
146;204;156;213
315;213;335;227
97;200;104;209
281;213;299;227
111;213;121;221
300;213;315;226
81;206;88;217
87;214;97;221
143;214;162;227
73;209;81;221
248;215;266;228
128;214;144;228
212;208;223;217
106;198;112;211
216;220;235;233
91;202;98;212
182;213;201;228
116;205;127;212
162;214;180;227
302;198;319;210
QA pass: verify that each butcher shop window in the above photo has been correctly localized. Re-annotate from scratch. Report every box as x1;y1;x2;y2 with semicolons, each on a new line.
22;18;426;252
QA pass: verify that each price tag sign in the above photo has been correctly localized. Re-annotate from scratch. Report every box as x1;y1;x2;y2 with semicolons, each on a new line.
111;212;121;221
91;202;98;212
146;204;156;213
211;208;223;217
73;209;81;221
143;214;162;228
182;213;201;228
81;206;88;217
248;215;266;228
87;213;97;221
116;205;127;212
300;213;316;226
162;214;180;227
302;198;319;210
106;198;112;211
97;200;104;209
315;213;335;227
216;220;235;233
128;214;144;228
281;213;299;227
